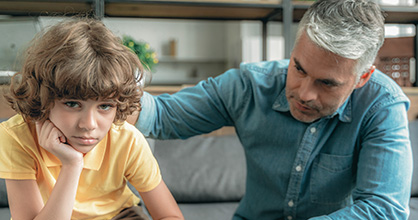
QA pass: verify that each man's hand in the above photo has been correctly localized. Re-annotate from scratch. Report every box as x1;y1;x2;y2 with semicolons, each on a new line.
35;120;84;167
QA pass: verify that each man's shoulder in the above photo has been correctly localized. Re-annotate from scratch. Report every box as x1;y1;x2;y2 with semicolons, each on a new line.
363;70;407;98
229;60;289;88
239;60;289;76
355;70;409;109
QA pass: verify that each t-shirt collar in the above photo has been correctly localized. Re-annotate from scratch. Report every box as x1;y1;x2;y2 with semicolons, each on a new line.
40;135;107;171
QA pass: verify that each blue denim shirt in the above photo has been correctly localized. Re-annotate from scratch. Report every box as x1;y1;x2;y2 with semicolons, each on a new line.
136;60;412;219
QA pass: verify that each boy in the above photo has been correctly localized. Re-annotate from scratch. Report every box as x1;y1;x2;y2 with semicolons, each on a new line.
0;18;183;220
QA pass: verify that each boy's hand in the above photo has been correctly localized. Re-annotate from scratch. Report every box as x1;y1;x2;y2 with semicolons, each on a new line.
35;120;84;167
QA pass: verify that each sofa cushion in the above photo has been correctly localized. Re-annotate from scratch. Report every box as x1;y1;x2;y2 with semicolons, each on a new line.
152;134;246;203
0;208;11;220
409;197;418;220
409;120;418;196
0;179;8;207
179;202;239;220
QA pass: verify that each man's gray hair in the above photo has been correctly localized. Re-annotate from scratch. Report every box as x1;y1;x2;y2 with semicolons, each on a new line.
296;0;385;76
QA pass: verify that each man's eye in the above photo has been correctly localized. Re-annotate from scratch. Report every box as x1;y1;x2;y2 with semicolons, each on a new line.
64;101;79;108
322;81;331;86
321;80;337;88
294;65;305;75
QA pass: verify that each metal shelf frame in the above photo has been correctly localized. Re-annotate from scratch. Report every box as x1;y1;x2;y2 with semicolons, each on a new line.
2;0;418;63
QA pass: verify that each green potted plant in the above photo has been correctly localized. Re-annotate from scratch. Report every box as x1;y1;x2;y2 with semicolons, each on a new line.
122;35;158;72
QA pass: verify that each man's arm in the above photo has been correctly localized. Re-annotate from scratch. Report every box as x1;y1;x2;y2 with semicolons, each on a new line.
134;71;241;139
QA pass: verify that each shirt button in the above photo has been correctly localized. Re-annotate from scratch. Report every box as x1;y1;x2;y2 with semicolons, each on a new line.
295;165;302;172
287;216;293;220
288;200;294;207
310;127;317;133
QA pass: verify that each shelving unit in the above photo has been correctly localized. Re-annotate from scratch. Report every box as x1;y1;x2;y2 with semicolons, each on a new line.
0;0;285;59
2;0;418;117
2;0;418;59
2;0;418;83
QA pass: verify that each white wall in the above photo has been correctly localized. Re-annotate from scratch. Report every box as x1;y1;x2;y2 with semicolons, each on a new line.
0;17;290;85
0;18;39;71
103;18;229;84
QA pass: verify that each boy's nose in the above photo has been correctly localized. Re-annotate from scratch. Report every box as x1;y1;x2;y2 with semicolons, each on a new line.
78;110;98;131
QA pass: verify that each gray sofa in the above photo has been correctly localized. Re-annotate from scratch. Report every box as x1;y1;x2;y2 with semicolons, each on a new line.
1;121;418;220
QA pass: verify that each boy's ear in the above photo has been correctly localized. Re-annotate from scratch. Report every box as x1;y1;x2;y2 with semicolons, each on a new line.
355;66;375;89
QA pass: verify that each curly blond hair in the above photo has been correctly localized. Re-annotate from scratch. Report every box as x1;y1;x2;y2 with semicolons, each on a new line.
6;18;145;123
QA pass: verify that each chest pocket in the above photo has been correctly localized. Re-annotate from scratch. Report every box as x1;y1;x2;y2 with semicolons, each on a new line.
310;153;355;204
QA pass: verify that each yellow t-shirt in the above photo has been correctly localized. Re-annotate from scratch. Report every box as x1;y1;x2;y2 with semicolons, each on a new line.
0;114;162;219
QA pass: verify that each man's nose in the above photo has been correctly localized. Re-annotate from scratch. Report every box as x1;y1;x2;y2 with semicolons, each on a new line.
298;79;318;102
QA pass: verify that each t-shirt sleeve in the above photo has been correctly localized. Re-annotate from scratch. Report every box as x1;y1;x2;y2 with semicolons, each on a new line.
124;128;162;192
0;124;37;180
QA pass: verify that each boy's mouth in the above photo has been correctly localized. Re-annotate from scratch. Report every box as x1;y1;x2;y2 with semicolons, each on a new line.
73;136;99;146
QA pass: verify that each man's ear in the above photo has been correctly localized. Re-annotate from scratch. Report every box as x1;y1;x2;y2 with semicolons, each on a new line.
355;66;375;89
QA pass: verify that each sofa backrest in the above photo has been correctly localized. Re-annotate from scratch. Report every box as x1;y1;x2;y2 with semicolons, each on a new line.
150;134;246;203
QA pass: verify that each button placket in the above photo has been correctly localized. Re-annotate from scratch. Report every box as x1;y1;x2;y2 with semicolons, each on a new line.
283;122;323;219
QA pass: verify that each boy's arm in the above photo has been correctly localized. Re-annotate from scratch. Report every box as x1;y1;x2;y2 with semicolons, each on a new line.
139;180;184;220
5;120;84;220
6;179;44;219
6;164;82;220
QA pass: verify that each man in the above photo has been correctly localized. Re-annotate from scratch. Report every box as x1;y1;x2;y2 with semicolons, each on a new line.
132;0;412;219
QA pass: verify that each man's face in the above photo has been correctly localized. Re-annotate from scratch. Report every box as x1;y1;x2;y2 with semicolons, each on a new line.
286;32;362;123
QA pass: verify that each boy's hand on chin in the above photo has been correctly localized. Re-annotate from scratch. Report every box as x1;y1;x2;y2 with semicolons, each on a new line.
36;120;84;167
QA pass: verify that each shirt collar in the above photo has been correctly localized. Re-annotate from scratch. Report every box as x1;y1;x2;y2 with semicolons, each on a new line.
40;135;107;171
272;87;352;123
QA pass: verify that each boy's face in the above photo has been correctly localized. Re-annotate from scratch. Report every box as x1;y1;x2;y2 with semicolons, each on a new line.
48;99;117;154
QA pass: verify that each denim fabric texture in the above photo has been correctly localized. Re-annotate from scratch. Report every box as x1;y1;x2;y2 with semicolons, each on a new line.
136;60;412;220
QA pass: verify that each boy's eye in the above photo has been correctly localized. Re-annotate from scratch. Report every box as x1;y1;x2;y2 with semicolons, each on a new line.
99;104;114;111
64;101;80;108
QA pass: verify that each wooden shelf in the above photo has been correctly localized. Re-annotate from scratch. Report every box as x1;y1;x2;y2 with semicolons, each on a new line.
2;1;418;23
104;0;283;20
292;1;418;23
0;0;283;20
0;0;94;16
381;5;418;24
158;57;226;63
2;84;418;121
402;87;418;95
